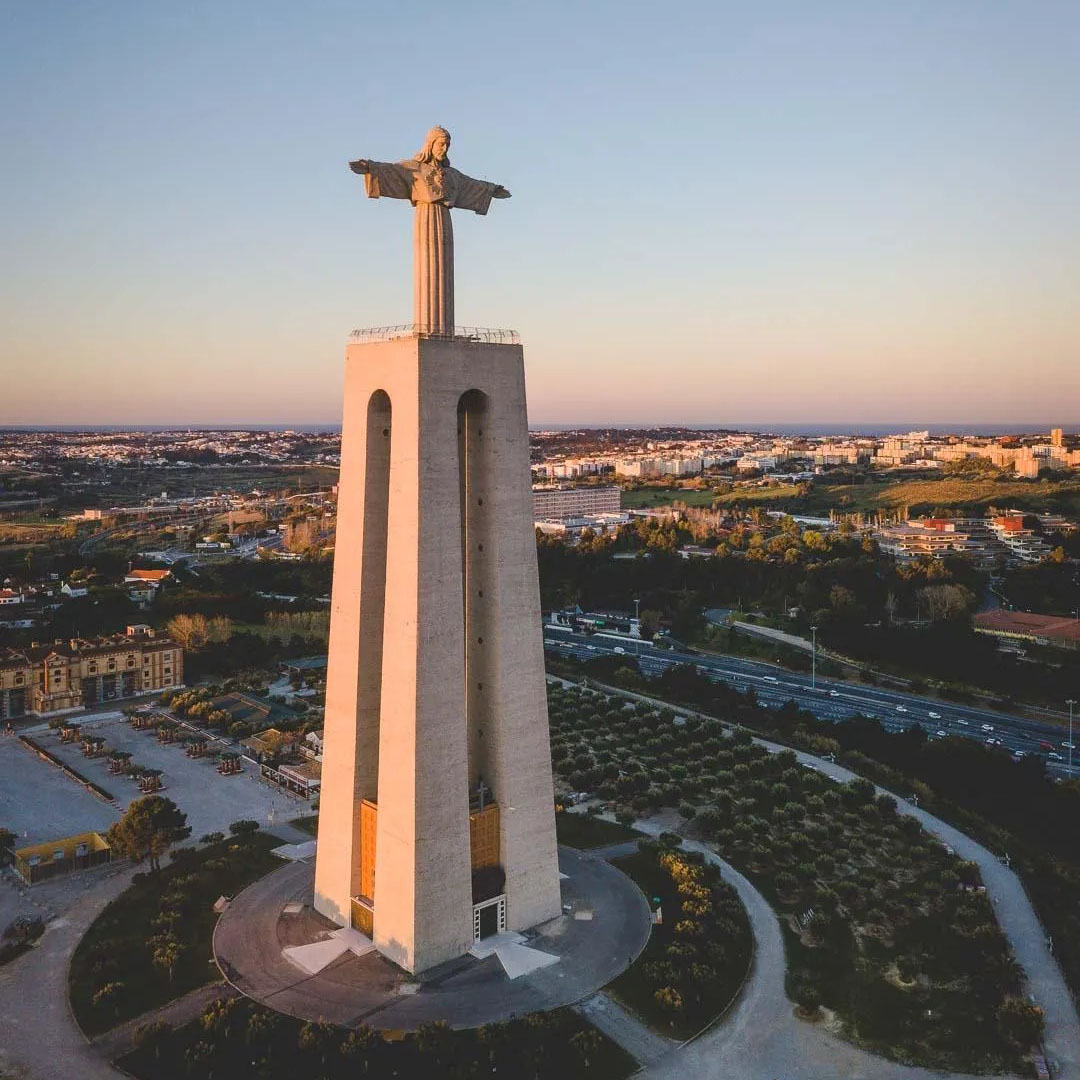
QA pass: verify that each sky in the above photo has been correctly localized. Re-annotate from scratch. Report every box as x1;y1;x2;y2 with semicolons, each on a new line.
1;1;1078;428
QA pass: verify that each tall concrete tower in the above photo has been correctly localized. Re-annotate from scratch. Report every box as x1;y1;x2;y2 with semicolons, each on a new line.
314;130;561;975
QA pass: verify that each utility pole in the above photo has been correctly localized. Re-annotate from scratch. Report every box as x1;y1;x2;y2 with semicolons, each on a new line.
811;625;818;691
1068;699;1077;774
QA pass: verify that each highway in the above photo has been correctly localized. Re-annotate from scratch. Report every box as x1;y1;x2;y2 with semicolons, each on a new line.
543;626;1077;777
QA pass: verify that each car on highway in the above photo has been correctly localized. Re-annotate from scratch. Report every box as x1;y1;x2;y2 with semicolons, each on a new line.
613;647;625;654
1048;752;1064;761
956;718;969;726
985;737;1003;747
895;705;908;713
928;711;941;720
829;690;840;697
1063;741;1076;750
763;676;779;683
981;723;995;733
936;729;947;738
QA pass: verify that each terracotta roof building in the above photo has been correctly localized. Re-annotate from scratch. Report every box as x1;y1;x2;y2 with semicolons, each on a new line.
123;569;172;585
974;610;1080;650
0;624;182;719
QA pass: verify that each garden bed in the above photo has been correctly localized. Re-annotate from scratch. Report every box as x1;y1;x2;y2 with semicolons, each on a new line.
117;997;635;1079
608;842;752;1037
554;810;640;849
548;682;1036;1075
70;832;280;1036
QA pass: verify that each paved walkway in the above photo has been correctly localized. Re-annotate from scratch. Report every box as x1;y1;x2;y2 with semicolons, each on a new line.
92;982;238;1062
575;990;676;1066
0;866;132;1080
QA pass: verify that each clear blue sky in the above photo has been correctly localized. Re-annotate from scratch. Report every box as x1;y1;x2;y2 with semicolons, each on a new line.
2;1;1078;427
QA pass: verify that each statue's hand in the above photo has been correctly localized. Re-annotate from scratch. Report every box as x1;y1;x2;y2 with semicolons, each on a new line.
349;159;370;175
492;184;511;199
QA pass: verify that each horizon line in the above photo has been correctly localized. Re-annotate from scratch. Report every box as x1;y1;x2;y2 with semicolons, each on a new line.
0;419;1075;433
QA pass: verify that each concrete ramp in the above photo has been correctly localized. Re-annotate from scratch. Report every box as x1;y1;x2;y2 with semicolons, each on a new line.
468;930;524;959
494;942;560;980
283;936;351;975
282;926;373;974
271;840;317;861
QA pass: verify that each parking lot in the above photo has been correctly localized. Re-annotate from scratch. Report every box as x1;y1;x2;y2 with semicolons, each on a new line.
0;738;119;847
3;712;309;846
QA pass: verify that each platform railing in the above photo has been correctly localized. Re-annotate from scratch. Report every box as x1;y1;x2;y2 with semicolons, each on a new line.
349;324;520;345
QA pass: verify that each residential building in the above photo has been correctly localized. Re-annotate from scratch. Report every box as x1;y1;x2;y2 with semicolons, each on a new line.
534;511;630;537
876;517;1009;567
987;513;1053;563
123;568;172;587
532;485;620;521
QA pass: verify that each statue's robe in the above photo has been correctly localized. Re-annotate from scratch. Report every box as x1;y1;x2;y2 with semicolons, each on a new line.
361;160;500;333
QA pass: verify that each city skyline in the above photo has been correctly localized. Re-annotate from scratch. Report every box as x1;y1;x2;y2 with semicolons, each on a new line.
2;1;1079;426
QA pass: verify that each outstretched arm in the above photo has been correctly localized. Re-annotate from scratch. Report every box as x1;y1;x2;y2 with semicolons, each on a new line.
349;158;413;200
452;173;511;215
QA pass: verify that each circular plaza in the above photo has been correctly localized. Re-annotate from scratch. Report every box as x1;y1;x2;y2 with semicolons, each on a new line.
213;845;651;1031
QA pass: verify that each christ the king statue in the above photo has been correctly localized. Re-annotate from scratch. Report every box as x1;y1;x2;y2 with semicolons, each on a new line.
349;127;511;335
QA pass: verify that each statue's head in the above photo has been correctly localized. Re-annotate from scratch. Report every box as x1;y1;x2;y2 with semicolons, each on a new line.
416;126;451;166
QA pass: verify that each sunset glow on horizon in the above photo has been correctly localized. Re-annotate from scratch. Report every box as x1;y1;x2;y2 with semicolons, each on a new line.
1;2;1078;428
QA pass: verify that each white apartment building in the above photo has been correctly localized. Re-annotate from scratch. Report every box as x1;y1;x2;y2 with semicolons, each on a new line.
532;485;621;521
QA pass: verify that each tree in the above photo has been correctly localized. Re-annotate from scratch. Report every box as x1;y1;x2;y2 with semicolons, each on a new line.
654;985;683;1022
92;981;125;1014
340;1024;379;1071
415;1020;454;1065
796;984;822;1018
996;997;1045;1047
229;819;260;838
165;613;210;649
152;939;185;982
132;1019;172;1059
638;609;662;640
106;796;190;872
569;1026;603;1068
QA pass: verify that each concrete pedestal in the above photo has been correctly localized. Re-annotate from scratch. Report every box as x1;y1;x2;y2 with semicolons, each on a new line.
314;333;561;974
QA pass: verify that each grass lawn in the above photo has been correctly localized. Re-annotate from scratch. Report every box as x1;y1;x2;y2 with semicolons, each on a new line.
619;476;1080;517
620;486;742;509
290;814;319;835
608;845;752;1038
555;810;641;849
69;832;280;1036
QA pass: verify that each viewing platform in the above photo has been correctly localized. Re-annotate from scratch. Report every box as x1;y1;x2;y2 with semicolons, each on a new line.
348;324;520;345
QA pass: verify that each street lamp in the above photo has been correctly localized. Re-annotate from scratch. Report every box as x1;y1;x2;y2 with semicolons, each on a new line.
1068;699;1077;774
811;625;818;691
